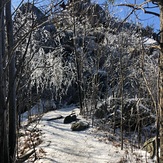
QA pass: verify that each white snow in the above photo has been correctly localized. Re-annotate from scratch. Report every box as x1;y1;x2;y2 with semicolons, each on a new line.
143;37;157;45
21;106;154;163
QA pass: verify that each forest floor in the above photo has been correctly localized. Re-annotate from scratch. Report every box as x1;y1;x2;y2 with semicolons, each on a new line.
20;105;155;163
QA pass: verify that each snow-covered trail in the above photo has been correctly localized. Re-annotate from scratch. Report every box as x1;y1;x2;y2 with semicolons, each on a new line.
35;106;153;163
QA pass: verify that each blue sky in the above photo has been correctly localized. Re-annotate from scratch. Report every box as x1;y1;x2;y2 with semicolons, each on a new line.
12;0;160;32
95;0;160;32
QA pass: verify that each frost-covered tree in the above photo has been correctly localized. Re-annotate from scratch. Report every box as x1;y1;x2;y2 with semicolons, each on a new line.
14;1;78;113
11;0;162;162
108;0;163;161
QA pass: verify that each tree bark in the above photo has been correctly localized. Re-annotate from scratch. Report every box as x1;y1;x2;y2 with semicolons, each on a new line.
6;0;17;162
72;1;83;114
119;45;124;150
0;1;9;162
159;1;163;162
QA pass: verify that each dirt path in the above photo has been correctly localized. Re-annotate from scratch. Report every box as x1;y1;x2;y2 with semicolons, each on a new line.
35;106;152;163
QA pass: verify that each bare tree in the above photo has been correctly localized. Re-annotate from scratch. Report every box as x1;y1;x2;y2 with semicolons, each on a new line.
6;0;17;162
114;0;163;162
0;1;9;162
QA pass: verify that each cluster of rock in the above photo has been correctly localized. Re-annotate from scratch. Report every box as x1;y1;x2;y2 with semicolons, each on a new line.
63;113;89;131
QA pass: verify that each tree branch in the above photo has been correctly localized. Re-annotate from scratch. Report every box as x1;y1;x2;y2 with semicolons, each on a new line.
117;1;160;17
16;149;35;163
116;9;135;32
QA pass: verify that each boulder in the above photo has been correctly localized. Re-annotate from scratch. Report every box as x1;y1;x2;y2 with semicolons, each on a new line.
64;113;77;124
71;120;89;131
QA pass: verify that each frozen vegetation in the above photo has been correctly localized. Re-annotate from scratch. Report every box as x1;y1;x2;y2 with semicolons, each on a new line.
14;1;160;162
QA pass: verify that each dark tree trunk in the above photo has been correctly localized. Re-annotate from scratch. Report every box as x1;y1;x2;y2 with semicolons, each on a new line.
0;0;9;162
72;3;83;114
159;1;163;162
6;0;17;162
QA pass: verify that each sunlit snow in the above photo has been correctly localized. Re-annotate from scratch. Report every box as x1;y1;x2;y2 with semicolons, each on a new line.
21;105;155;163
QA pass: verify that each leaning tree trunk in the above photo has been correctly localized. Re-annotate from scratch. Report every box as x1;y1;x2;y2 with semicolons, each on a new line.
0;1;9;162
72;0;83;114
159;1;163;163
119;45;124;150
6;0;17;162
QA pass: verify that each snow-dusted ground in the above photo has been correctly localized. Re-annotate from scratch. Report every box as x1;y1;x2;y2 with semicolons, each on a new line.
23;105;154;163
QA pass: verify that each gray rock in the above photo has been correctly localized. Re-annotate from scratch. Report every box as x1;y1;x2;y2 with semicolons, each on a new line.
71;120;89;131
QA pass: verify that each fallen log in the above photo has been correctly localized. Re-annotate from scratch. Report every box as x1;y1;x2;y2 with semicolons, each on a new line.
16;149;35;163
47;115;63;121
